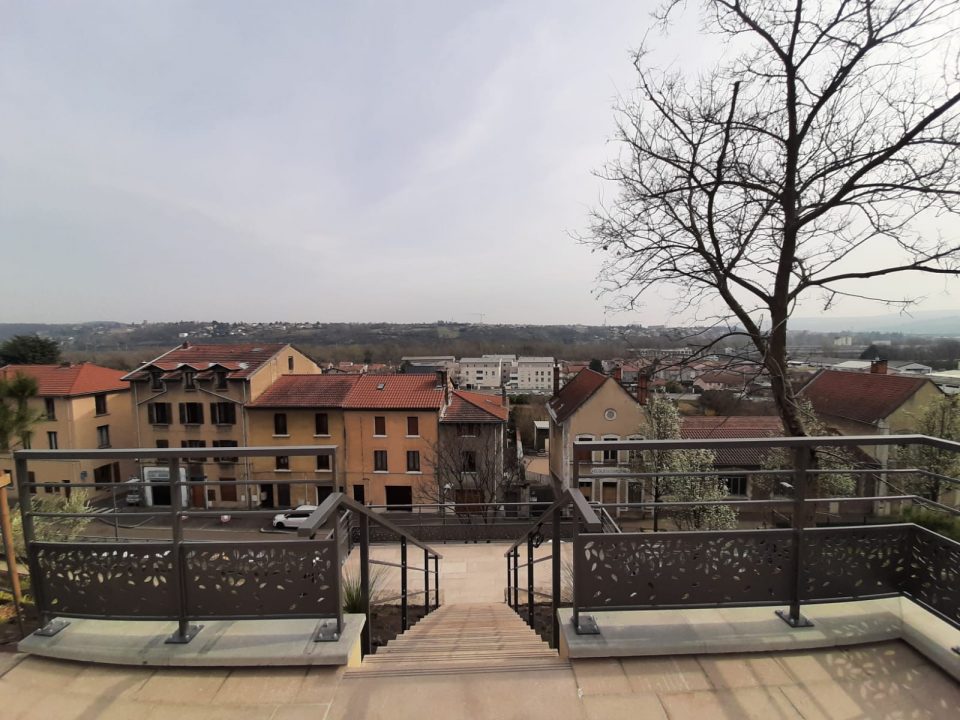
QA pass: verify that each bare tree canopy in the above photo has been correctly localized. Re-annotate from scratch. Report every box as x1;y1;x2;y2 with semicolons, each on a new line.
587;0;960;436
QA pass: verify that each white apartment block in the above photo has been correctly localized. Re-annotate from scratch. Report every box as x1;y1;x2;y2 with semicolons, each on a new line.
514;357;555;392
459;357;511;389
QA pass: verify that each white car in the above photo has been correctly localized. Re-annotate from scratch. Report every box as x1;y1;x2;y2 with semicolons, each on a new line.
271;505;318;529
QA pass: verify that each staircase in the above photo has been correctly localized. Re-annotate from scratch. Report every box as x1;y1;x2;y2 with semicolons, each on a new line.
345;603;568;677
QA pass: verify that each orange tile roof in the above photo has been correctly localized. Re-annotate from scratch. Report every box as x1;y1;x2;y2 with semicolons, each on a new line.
681;416;784;466
343;374;445;410
248;375;359;408
123;343;290;381
442;390;508;423
799;370;936;425
0;363;128;397
548;368;609;423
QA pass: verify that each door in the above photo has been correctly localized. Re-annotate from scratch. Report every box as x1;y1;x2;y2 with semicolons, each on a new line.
190;484;205;508
260;483;275;508
277;483;292;508
578;481;592;501
385;485;413;510
601;482;618;505
316;484;333;505
353;484;366;504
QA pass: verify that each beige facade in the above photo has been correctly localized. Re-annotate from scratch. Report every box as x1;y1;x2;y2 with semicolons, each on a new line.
548;378;649;503
126;343;320;508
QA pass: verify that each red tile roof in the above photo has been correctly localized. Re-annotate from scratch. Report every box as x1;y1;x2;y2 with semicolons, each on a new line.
548;368;610;423
442;390;508;423
0;363;128;397
681;416;785;466
247;375;359;408
123;343;289;381
342;374;445;410
799;370;936;425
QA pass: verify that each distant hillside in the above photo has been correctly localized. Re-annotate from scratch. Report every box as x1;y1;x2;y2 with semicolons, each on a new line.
790;311;960;336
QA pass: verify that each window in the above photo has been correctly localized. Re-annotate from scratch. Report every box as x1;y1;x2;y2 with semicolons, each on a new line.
181;440;206;462
94;393;108;415
148;402;172;425
150;372;163;391
276;455;290;471
374;450;388;472
44;398;56;420
315;413;329;436
47;431;58;450
725;476;748;497
210;402;236;425
179;402;204;425
274;413;288;435
461;450;477;473
183;371;196;390
374;416;386;436
213;440;239;464
603;436;619;463
156;440;169;448
603;408;617;421
287;356;294;371
215;371;228;390
96;425;110;448
457;423;480;437
406;450;420;472
407;416;419;436
316;455;331;471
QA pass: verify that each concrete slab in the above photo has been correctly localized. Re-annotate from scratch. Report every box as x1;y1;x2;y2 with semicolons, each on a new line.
17;614;364;667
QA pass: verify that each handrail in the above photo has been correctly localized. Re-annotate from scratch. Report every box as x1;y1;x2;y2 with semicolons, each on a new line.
297;492;443;559
572;433;960;452
502;491;601;557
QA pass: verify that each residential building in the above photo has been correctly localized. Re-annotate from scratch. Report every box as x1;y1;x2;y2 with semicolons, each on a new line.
123;342;321;507
437;390;509;504
246;374;356;507
0;363;135;499
459;356;512;389
512;357;555;392
546;368;650;503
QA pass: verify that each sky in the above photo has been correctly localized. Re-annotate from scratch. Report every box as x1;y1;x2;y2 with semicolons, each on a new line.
1;1;957;326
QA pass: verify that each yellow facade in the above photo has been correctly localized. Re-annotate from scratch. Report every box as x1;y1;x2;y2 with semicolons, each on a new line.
2;389;135;500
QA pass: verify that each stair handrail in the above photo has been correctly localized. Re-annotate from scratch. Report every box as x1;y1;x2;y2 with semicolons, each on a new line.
502;489;603;558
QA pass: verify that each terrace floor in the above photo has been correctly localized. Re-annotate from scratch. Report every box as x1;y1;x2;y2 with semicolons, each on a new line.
2;639;958;719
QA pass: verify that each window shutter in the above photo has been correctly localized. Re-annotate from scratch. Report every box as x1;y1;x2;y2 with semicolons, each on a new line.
179;403;186;424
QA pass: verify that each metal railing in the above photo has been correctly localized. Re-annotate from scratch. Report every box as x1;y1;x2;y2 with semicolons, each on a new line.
12;446;442;654
296;492;443;655
506;434;960;647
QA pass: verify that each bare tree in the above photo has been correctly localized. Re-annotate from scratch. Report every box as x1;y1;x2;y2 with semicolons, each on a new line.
587;0;960;449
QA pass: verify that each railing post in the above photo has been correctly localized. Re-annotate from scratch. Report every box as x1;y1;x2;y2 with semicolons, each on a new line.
777;447;814;628
423;547;429;617
526;533;535;627
433;554;439;610
359;512;371;655
571;513;579;632
166;457;201;644
400;536;408;632
512;546;519;610
551;508;561;649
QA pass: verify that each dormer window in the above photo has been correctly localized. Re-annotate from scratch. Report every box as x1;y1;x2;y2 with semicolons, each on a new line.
183;371;196;390
215;371;228;390
150;372;163;391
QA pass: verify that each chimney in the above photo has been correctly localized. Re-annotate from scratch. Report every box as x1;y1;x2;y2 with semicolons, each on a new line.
437;369;449;406
637;374;650;406
553;363;560;396
181;341;190;349
870;358;888;374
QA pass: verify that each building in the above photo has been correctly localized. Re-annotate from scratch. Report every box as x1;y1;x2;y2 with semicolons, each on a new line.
888;361;933;375
436;390;509;505
246;374;357;507
512;357;555;393
122;342;321;507
546;368;650;502
0;363;135;499
459;356;512;389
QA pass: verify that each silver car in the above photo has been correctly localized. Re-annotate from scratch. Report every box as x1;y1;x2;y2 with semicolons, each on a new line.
271;504;318;529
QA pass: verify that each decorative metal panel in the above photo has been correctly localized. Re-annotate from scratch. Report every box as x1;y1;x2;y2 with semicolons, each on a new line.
34;542;177;619
801;525;911;601
183;540;339;618
904;526;960;628
370;522;576;543
573;530;794;608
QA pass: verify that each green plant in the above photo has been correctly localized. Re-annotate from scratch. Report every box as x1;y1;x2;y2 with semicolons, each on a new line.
10;490;93;558
341;563;388;613
901;507;960;543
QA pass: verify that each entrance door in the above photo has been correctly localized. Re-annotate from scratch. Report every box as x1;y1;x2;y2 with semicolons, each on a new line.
353;484;366;504
260;483;275;508
190;484;205;508
578;481;593;501
601;482;618;504
277;483;291;508
316;484;333;505
385;485;413;510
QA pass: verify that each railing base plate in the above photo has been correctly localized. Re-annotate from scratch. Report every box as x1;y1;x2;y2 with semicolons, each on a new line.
34;618;70;637
314;619;341;642
575;615;600;635
775;609;814;628
165;624;202;644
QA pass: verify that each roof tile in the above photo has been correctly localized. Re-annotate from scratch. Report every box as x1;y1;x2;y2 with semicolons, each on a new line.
799;370;936;425
0;363;128;397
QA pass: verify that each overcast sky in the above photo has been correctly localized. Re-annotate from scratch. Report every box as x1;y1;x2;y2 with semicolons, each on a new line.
1;1;957;326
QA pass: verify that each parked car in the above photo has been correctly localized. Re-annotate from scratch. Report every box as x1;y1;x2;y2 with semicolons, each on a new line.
271;505;318;529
